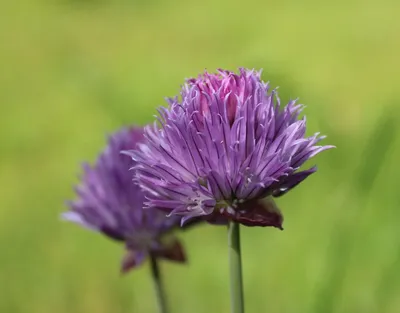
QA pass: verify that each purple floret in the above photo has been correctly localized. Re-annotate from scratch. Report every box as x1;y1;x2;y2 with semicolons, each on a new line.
62;127;186;273
127;69;334;228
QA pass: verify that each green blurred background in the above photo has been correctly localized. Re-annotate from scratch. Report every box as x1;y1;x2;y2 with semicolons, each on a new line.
1;0;399;312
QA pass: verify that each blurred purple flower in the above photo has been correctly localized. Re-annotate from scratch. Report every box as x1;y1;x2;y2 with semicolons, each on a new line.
62;127;186;274
127;69;334;228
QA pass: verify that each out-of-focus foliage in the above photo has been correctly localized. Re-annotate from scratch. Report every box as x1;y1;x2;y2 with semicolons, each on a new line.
1;1;399;312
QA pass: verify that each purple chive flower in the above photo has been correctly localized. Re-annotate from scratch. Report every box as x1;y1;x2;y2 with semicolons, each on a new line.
62;127;187;274
128;68;334;228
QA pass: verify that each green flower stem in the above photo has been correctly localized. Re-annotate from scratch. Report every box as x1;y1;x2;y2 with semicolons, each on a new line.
149;254;169;313
228;221;245;313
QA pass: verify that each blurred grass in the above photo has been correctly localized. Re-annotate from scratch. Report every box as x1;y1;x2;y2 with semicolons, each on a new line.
1;0;400;312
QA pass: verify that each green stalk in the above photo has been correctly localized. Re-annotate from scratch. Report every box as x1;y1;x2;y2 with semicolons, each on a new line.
228;221;245;313
149;254;169;313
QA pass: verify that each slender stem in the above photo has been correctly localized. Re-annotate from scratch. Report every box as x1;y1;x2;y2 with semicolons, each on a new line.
228;221;245;313
149;254;169;313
